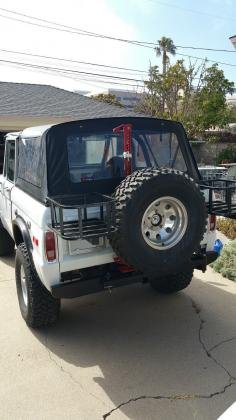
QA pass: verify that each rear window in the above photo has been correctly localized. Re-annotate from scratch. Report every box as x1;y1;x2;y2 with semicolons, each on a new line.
135;132;187;171
67;133;122;182
67;130;187;183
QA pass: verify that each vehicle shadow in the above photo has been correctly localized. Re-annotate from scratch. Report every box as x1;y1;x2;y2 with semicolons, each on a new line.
0;254;15;269
34;278;236;420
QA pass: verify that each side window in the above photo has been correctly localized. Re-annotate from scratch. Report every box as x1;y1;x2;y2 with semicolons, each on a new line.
0;141;4;174
4;141;15;182
18;137;42;187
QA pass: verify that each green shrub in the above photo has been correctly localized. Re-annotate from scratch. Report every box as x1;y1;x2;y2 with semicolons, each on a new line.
216;147;236;164
216;218;236;240
211;240;236;281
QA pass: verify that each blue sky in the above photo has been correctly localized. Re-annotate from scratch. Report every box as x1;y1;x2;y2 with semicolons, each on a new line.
0;0;235;92
109;0;236;82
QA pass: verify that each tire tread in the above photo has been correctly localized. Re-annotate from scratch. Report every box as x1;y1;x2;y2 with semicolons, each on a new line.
15;243;60;328
150;268;194;294
110;168;207;276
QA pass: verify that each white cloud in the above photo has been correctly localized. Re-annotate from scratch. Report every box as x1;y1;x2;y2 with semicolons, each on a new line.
0;0;140;92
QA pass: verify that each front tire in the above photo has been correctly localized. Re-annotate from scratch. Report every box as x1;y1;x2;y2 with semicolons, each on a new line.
150;268;194;294
15;243;60;328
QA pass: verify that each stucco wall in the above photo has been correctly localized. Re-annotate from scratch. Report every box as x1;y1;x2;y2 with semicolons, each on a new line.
191;142;235;165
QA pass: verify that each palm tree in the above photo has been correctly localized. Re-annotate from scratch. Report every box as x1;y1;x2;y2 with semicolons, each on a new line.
155;37;176;75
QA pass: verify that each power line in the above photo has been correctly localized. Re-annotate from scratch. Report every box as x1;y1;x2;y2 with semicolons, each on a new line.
0;48;148;74
176;45;236;53
0;7;235;56
3;55;235;86
0;49;236;83
0;8;153;49
1;47;235;77
150;0;236;23
0;58;145;85
0;58;145;81
0;62;141;88
0;7;235;78
176;52;236;68
1;51;235;89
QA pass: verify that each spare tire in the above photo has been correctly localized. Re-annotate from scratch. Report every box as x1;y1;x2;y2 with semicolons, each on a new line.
110;168;207;277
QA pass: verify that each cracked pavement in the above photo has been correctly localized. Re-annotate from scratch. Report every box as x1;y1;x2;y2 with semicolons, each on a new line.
1;256;236;419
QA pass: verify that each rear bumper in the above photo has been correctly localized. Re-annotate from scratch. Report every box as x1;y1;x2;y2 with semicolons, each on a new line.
51;272;144;299
51;251;219;299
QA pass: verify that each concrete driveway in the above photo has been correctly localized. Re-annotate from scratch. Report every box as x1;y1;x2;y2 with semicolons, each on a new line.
0;256;236;420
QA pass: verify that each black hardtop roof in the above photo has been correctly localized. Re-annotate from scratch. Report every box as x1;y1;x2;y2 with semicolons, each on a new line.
20;116;184;139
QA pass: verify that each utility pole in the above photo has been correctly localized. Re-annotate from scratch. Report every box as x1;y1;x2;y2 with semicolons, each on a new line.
229;35;236;49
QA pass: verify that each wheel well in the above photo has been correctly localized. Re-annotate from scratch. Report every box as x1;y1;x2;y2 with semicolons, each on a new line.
13;224;24;246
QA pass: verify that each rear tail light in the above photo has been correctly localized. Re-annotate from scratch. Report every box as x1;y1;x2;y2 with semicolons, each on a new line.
209;214;216;231
45;231;57;262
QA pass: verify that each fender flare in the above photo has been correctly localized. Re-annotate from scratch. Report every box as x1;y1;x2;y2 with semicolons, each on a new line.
12;216;33;253
13;217;47;290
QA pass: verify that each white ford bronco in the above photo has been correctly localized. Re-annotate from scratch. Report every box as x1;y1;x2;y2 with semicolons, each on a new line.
1;116;234;328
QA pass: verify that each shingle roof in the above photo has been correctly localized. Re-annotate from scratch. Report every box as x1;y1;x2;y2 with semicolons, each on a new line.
0;81;140;119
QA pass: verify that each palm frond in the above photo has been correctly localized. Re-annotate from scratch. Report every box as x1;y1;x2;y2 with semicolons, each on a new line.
155;47;161;56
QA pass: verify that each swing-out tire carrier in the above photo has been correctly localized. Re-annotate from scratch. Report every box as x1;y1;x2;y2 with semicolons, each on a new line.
201;179;236;219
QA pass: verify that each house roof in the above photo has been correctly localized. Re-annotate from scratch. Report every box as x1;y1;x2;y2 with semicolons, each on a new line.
0;81;140;119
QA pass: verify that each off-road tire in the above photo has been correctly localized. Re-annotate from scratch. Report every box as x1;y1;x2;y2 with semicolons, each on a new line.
15;243;60;328
110;168;207;277
0;220;15;256
150;268;194;294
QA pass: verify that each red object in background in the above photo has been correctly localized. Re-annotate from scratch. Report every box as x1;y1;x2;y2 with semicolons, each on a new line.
209;214;216;231
113;123;133;176
114;256;135;273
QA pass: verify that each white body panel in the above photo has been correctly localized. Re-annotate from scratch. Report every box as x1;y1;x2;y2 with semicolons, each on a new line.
0;179;217;292
0;178;14;233
6;187;114;290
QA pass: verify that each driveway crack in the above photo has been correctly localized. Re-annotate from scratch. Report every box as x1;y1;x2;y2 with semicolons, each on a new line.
190;298;236;382
209;337;236;353
103;382;235;419
44;333;85;390
44;333;108;407
102;297;236;419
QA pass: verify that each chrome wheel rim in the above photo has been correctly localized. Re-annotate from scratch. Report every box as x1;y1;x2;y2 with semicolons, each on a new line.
141;196;188;250
20;265;28;307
